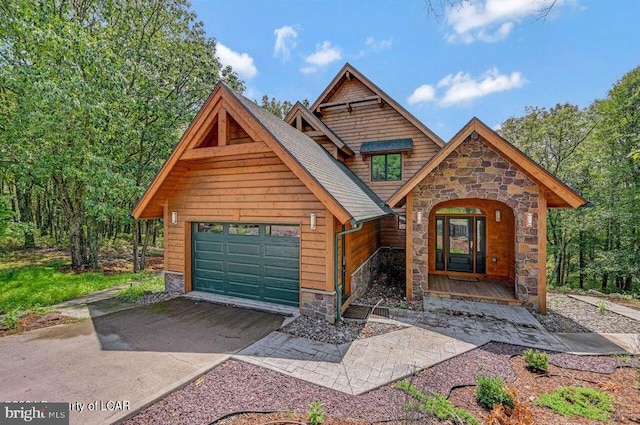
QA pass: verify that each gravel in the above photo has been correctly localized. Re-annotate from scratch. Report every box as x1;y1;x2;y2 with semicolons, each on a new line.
125;342;639;425
531;293;640;333
280;315;406;345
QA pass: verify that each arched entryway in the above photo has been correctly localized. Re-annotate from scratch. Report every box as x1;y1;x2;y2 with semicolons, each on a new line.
427;198;517;301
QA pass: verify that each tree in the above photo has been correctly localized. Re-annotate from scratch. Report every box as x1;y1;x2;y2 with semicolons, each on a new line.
0;0;244;269
259;96;309;119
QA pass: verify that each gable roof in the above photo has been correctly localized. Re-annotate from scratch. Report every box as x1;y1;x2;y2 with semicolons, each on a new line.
311;63;445;148
387;117;589;209
284;102;354;156
132;83;388;223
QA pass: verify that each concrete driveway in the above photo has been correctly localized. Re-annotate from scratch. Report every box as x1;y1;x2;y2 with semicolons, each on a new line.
0;298;285;425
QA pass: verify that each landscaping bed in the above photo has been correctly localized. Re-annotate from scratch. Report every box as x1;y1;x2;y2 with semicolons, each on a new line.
124;343;640;425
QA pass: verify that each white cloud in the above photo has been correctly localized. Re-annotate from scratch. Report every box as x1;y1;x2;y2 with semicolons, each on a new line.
446;0;565;43
216;42;258;79
273;25;298;60
437;68;525;106
407;84;437;105
357;36;393;58
300;41;342;73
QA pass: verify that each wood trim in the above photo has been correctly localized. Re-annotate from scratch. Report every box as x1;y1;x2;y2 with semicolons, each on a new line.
218;108;228;146
325;209;335;293
538;190;548;314
405;192;413;300
284;103;355;156
163;202;169;271
223;91;353;224
388;118;588;209
180;141;270;160
184;221;192;293
132;89;223;218
310;63;445;147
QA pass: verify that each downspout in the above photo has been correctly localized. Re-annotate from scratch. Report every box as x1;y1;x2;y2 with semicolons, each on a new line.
334;219;363;322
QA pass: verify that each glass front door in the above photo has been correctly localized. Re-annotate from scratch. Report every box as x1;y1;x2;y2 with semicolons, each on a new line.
435;215;486;274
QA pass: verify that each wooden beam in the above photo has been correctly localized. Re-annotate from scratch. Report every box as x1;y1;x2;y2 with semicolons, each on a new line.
325;210;335;293
295;115;302;131
345;70;352;81
184;221;192;293
538;190;548;314
180;141;270;160
406;192;414;300
218;108;228;146
346;102;352;113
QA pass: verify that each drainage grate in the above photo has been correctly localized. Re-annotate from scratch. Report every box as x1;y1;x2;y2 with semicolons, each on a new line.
371;306;390;318
343;304;371;320
343;304;391;320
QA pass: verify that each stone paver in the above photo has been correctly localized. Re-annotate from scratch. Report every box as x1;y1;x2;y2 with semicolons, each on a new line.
234;297;640;397
235;325;476;395
569;294;640;322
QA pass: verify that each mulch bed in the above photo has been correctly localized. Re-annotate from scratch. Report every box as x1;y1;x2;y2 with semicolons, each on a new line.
0;312;80;337
124;342;640;425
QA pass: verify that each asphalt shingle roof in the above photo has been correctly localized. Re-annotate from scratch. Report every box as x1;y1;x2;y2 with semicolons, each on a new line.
227;86;389;222
360;138;413;154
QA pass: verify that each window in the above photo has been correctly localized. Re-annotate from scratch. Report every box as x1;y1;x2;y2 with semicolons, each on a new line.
436;207;483;215
266;225;300;237
398;215;406;230
371;153;401;181
228;224;259;235
196;223;223;233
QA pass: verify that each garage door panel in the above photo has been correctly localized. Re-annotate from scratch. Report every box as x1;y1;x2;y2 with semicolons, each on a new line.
194;240;223;253
227;242;261;256
193;222;300;307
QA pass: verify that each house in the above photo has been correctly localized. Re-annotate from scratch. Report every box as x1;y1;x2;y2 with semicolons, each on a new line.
132;63;587;322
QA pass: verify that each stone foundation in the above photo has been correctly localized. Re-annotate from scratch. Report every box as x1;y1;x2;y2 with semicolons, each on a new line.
300;289;337;323
351;249;382;300
164;271;185;293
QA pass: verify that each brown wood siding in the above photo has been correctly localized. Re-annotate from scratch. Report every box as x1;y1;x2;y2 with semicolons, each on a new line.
345;219;380;294
380;210;405;248
228;116;254;145
164;149;329;291
319;79;441;202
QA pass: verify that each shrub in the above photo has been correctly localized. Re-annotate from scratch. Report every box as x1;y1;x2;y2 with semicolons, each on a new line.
307;401;325;425
486;389;534;425
535;386;613;421
476;375;514;410
522;349;549;373
396;380;480;425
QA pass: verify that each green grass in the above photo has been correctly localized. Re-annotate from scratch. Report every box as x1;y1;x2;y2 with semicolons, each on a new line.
535;386;614;421
115;275;164;302
0;259;158;312
396;380;480;425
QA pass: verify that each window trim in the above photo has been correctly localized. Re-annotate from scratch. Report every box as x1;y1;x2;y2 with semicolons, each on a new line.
371;153;402;182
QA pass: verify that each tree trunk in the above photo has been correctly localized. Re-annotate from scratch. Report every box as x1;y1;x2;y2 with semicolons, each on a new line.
132;220;140;273
15;181;35;248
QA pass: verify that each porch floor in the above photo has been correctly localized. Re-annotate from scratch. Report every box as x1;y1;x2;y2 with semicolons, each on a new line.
426;274;522;306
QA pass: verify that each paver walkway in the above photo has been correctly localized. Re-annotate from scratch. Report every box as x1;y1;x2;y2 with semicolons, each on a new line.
569;294;640;321
235;296;640;397
235;323;476;395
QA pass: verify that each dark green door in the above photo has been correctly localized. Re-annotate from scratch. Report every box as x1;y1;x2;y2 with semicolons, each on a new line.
192;223;300;306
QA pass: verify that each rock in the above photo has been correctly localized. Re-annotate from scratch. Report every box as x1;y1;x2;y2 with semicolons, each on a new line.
607;293;624;300
587;289;603;296
36;312;63;323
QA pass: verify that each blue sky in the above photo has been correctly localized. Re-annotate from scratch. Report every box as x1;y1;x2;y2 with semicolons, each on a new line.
189;0;640;141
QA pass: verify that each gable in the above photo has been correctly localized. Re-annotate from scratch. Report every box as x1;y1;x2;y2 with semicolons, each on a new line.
132;83;388;223
388;118;588;209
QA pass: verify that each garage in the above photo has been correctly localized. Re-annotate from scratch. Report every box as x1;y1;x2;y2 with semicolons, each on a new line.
192;222;300;306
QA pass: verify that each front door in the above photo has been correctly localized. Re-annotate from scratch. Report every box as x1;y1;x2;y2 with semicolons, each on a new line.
436;215;486;274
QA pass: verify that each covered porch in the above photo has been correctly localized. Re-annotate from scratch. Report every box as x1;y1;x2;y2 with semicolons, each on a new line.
426;274;522;306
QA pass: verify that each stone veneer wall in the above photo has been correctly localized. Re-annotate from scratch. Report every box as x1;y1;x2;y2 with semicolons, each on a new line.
411;134;540;304
300;289;337;323
164;271;185;293
350;247;406;300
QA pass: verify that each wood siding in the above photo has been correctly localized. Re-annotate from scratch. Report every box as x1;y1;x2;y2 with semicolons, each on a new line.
164;149;330;292
318;79;442;202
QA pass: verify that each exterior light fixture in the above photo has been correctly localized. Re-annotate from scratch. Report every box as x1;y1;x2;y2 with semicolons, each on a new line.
526;212;533;228
310;212;317;230
171;211;178;225
416;211;422;224
495;210;501;222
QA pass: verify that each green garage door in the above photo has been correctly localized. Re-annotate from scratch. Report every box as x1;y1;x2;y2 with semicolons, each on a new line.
192;223;300;307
